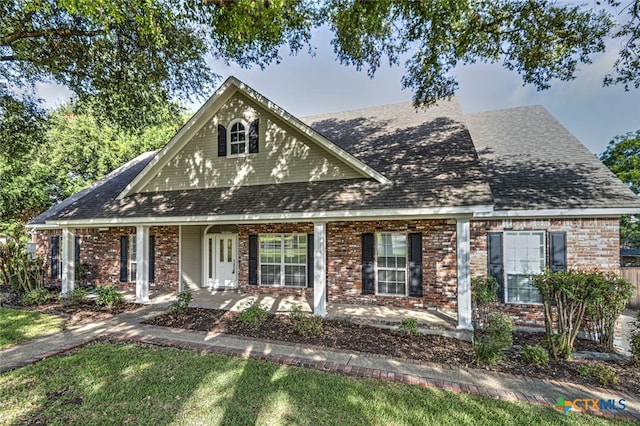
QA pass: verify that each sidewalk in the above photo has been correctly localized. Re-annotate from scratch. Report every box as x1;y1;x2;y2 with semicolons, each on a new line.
1;304;639;422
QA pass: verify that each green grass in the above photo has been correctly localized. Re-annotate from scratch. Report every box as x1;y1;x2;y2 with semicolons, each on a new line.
0;342;632;426
0;308;65;349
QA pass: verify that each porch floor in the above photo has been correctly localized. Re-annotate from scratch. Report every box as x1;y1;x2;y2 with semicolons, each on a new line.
134;287;462;338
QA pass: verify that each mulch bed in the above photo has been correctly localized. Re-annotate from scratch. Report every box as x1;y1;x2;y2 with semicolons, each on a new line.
144;307;640;395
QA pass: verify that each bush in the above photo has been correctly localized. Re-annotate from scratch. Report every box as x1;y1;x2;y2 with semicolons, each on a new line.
61;287;88;306
0;240;47;292
471;276;498;330
578;364;619;386
238;302;269;328
168;290;193;316
398;318;419;336
473;311;514;365
95;286;123;308
22;288;51;306
289;304;323;337
583;272;633;350
521;344;549;365
630;310;640;366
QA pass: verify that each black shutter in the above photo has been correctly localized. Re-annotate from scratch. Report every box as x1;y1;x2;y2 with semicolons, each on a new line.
487;232;504;302
307;234;314;288
361;233;375;294
120;235;128;282
149;235;156;283
549;231;567;272
408;233;423;297
51;236;59;279
74;236;80;280
249;119;259;153
217;125;227;157
249;234;258;285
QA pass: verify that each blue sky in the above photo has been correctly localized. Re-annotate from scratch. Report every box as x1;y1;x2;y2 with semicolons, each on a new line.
38;27;639;156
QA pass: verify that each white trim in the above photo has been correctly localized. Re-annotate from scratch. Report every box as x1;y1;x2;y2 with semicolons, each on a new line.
313;222;326;317
178;225;183;292
35;206;488;229
117;76;391;199
227;118;249;157
135;226;150;303
473;207;640;218
456;219;472;330
61;228;75;295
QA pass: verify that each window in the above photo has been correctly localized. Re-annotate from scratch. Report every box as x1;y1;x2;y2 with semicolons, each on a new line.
229;121;247;155
259;234;306;287
129;235;137;282
376;233;407;295
504;231;544;304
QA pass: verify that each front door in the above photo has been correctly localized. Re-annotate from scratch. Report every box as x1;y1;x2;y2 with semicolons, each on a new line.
205;234;237;288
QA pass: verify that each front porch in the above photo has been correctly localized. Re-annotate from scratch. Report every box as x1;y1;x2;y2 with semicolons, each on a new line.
128;288;469;341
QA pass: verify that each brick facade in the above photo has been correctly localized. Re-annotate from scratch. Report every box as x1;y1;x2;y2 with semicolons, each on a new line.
469;218;620;326
35;226;179;291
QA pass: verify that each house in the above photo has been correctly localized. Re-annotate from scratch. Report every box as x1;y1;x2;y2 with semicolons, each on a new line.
28;77;640;330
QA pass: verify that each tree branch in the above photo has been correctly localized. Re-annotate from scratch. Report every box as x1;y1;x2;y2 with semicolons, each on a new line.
1;28;104;46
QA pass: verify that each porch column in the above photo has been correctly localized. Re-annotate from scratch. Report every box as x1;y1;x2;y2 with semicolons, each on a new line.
456;218;473;330
61;228;75;295
136;226;150;303
313;222;327;317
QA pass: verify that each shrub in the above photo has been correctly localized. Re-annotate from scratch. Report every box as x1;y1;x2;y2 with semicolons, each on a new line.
238;301;269;328
0;240;47;292
578;364;619;386
630;310;640;366
398;318;419;336
95;286;123;308
473;311;514;365
289;304;323;337
168;290;193;316
61;287;88;306
583;272;633;350
521;345;549;365
471;276;498;330
22;288;51;306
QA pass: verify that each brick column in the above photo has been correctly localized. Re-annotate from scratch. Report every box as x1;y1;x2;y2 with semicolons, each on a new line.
136;226;150;303
61;228;75;295
313;222;327;317
457;218;472;330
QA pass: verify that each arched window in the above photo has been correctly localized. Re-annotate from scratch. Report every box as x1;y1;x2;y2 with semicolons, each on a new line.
229;121;247;155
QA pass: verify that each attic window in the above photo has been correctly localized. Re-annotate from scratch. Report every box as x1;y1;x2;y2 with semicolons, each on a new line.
229;120;247;155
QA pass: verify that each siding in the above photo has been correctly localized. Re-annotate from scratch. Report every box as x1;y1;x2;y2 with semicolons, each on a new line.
141;92;362;192
180;225;204;289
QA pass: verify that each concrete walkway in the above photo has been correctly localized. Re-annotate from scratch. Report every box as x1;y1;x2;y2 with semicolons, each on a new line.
1;303;638;422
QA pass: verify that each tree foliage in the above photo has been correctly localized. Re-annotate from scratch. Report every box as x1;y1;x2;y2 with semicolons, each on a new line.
600;130;640;247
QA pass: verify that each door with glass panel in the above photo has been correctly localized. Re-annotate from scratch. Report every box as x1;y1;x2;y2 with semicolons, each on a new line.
205;234;237;288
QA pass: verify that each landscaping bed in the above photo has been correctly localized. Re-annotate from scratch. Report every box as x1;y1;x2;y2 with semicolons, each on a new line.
144;307;640;395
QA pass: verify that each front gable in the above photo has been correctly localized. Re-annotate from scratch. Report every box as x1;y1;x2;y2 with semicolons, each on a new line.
119;78;389;198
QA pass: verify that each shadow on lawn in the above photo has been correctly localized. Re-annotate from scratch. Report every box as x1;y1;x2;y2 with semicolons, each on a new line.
2;342;587;425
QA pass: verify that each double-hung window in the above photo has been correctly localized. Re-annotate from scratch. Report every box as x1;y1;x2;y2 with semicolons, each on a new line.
259;234;306;287
503;231;544;304
376;233;407;296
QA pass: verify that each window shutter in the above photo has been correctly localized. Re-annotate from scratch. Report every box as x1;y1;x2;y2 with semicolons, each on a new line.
217;125;227;157
74;236;80;280
149;235;155;283
549;231;567;272
50;236;59;279
249;119;259;153
408;233;423;297
487;232;504;302
120;236;128;282
249;234;258;285
307;233;314;288
361;233;375;295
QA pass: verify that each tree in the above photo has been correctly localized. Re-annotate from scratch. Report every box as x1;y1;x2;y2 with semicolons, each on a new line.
1;0;639;119
600;130;640;247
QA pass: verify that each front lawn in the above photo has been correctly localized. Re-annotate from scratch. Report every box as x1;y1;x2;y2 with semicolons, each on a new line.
0;308;65;349
0;342;631;425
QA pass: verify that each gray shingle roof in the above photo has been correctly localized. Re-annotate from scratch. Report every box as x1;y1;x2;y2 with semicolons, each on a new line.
465;105;640;210
28;100;640;226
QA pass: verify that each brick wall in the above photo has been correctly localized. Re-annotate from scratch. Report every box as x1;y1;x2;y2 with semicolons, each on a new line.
35;226;179;291
326;220;457;311
470;217;620;326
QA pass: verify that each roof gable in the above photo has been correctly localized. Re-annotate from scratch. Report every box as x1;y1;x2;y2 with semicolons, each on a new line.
118;77;390;199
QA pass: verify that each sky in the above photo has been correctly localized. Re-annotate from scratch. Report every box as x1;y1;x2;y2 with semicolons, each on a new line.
38;27;640;156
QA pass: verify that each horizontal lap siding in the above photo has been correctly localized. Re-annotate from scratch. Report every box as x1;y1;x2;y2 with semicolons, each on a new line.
180;226;204;289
